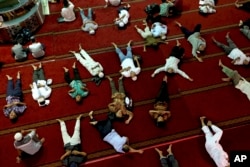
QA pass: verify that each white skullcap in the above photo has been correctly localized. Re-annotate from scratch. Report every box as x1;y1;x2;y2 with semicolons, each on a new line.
132;76;137;81
98;72;104;78
14;132;23;141
119;22;125;27
89;29;95;35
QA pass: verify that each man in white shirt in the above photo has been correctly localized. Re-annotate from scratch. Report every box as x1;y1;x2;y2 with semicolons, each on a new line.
89;111;143;154
111;40;141;81
14;129;45;163
151;22;168;40
104;0;121;8
151;40;193;81
199;0;216;14
114;4;130;29
57;0;76;23
69;44;104;85
200;116;230;167
30;63;52;107
212;32;250;65
28;36;45;59
78;7;98;35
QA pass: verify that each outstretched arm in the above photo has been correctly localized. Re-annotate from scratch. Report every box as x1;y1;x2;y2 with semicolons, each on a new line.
125;110;134;124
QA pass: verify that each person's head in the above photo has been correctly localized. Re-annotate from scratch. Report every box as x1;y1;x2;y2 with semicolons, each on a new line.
156;116;166;127
75;95;82;103
122;144;130;152
63;0;69;7
198;44;206;51
98;71;104;78
167;68;174;73
118;22;125;28
14;132;23;142
161;0;166;3
37;97;50;107
89;29;95;35
130;71;137;81
9;110;17;120
243;59;250;65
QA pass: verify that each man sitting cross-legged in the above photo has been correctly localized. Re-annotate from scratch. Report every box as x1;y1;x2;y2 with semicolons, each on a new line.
88;111;143;154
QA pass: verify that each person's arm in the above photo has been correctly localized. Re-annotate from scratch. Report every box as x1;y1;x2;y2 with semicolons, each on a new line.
134;57;140;68
16;149;23;163
151;66;166;77
60;150;71;160
175;69;193;81
125;110;134;124
68;89;75;93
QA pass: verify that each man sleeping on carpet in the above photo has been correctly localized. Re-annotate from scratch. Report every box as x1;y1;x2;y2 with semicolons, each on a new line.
56;114;87;167
63;62;89;103
88;110;143;154
106;75;133;124
200;116;230;167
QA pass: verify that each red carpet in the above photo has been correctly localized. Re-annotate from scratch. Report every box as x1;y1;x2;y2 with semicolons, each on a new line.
0;0;250;167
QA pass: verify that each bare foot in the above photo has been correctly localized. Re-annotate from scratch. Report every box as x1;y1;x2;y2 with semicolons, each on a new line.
167;144;172;154
56;119;63;123
69;50;76;54
175;21;182;27
226;32;230;38
89;111;94;118
211;36;217;43
78;7;83;10
72;62;76;69
239;20;243;27
151;73;155;78
6;75;12;80
106;76;112;81
111;42;117;48
38;62;42;69
119;75;123;80
127;40;132;47
200;116;206;121
79;43;82;50
32;64;37;70
17;71;20;79
134;25;138;29
218;59;222;66
63;67;69;72
77;114;83;120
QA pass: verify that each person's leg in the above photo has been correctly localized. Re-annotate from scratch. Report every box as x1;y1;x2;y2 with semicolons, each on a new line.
63;67;72;84
6;75;14;96
87;8;93;20
125;40;133;59
36;63;46;80
79;7;88;22
32;64;39;82
166;144;179;167
72;62;81;80
175;21;192;38
106;76;118;95
70;114;83;145
111;43;126;62
225;32;237;50
193;24;202;33
118;76;125;94
13;74;23;98
155;76;169;103
56;119;71;145
212;37;231;54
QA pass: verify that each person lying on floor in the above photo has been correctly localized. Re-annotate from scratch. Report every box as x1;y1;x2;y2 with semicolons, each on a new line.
219;59;250;101
239;19;250;40
159;0;176;17
155;144;179;167
106;76;133;124
200;116;230;167
235;0;250;12
78;7;98;35
149;76;171;128
151;40;194;81
111;40;141;81
3;71;26;122
104;0;122;8
114;3;130;29
199;0;216;15
56;114;87;167
69;44;104;86
134;20;168;52
63;62;89;103
88;110;143;154
57;0;76;23
175;21;206;62
30;63;52;107
212;32;250;65
14;129;45;163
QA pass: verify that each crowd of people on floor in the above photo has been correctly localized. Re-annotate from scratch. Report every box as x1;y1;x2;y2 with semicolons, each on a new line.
3;0;250;166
